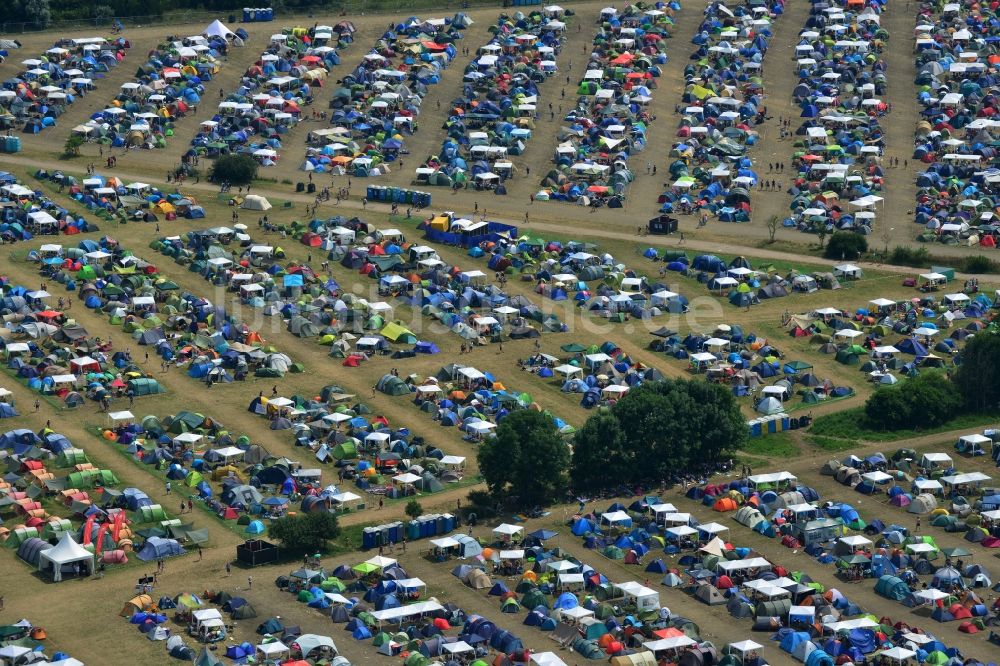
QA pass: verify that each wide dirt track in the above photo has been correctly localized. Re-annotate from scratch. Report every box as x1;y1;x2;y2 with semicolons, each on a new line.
0;2;998;665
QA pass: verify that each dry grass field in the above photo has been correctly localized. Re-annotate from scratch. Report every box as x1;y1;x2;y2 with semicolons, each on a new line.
0;2;997;664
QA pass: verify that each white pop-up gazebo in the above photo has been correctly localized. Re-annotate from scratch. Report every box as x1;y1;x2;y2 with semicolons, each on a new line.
39;533;94;582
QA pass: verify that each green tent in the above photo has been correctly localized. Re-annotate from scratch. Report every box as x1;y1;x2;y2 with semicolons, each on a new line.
521;590;548;609
376;374;410;396
167;411;206;433
381;322;417;344
321;578;346;592
835;350;860;365
56;448;89;467
138;504;168;522
41;518;72;540
332;441;357;460
128;378;165;396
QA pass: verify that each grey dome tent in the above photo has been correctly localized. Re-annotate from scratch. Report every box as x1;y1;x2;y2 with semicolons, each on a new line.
695;585;725;605
908;494;937;514
820;460;842;476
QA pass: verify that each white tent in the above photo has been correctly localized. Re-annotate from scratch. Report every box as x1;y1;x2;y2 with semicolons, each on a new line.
203;19;236;40
242;195;272;211
39;533;94;582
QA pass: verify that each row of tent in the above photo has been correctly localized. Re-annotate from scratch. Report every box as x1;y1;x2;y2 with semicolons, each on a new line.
2;36;128;133
272;220;569;349
655;0;786;221
520;340;669;408
536;3;677;207
0;171;95;241
104;409;348;523
302;15;469;177
573;494;994;664
417;10;564;190
790;295;987;379
689;468;1000;631
35;234;300;383
0;425;179;577
910;1;1000;247
820;441;1000;546
246;387;461;497
1;267;164;405
65;172;206;221
452;532;761;664
464;231;689;321
782;0;890;237
646;317;855;410
190;23;337;166
73;31;234;150
404;362;574;438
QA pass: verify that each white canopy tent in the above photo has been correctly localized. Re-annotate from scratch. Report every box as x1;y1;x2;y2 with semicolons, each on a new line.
39;533;94;582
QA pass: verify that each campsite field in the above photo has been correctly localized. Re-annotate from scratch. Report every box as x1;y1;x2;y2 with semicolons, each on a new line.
0;2;999;665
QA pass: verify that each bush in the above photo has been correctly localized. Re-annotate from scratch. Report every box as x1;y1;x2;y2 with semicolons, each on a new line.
404;499;422;520
823;231;868;260
863;371;962;430
268;511;340;553
960;255;997;274
888;245;931;268
955;332;1000;411
209;154;258;185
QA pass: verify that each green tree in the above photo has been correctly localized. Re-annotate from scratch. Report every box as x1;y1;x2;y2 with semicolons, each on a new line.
23;0;52;28
572;380;746;492
815;225;828;250
570;409;632;490
824;231;868;260
210;154;258;185
954;332;1000;411
864;371;963;430
477;410;570;510
766;215;780;243
268;511;340;552
404;499;423;520
63;134;84;157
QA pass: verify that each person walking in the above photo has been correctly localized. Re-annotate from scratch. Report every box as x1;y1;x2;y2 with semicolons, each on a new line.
225;562;232;577
247;576;253;590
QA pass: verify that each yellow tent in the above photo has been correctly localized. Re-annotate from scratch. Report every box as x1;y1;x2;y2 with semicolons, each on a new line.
120;594;153;617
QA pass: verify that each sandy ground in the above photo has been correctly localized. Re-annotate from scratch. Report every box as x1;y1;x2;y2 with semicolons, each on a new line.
0;3;996;664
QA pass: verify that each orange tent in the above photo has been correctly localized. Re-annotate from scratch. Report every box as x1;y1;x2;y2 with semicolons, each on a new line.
713;497;738;512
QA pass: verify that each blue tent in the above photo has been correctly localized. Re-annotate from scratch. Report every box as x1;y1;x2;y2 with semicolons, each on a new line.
136;537;183;561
